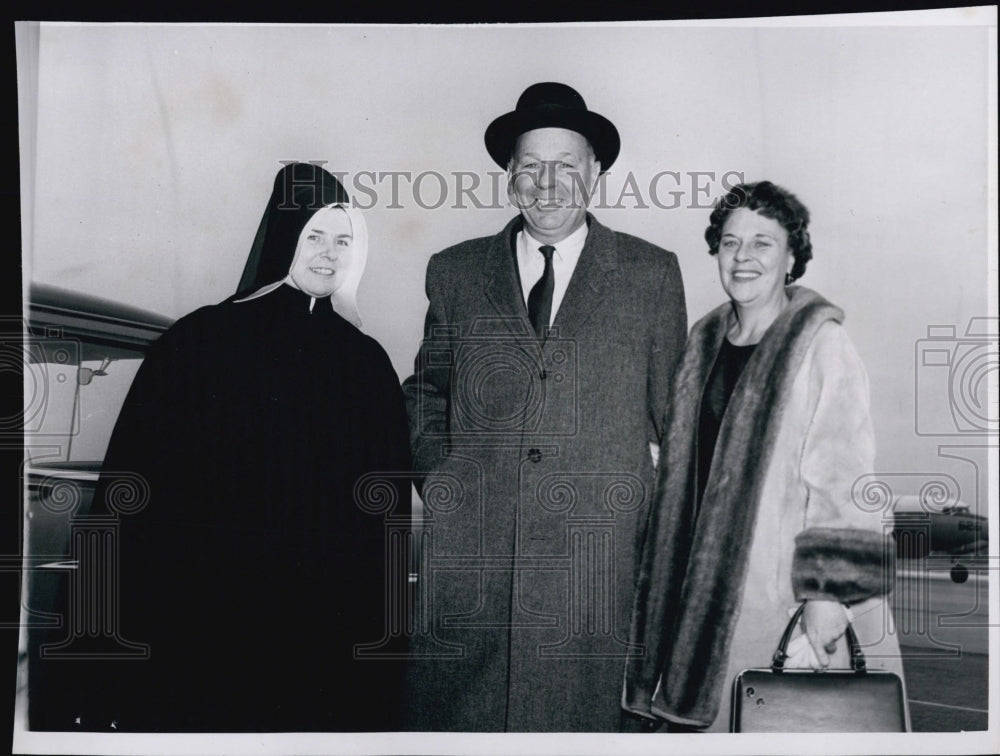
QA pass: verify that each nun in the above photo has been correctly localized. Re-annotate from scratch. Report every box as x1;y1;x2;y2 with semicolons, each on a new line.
72;163;412;732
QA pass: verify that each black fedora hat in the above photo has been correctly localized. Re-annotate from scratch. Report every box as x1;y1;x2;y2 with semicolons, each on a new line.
484;82;620;173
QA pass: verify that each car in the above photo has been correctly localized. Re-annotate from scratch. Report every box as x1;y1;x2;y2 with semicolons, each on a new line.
20;282;174;730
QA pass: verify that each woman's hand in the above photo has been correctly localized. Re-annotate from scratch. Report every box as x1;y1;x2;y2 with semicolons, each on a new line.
801;600;849;668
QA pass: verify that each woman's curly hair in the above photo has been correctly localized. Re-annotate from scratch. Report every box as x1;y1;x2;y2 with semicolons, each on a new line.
705;180;813;282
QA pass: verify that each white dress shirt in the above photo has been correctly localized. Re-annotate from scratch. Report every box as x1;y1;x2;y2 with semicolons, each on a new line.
515;222;589;327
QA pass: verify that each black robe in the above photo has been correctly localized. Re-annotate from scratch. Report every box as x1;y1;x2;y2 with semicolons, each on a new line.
59;283;412;731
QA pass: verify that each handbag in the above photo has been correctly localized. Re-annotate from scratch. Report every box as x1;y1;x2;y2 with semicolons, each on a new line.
730;602;909;732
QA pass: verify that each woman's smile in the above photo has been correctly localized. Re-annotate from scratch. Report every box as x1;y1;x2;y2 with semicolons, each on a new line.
289;207;353;297
717;207;793;309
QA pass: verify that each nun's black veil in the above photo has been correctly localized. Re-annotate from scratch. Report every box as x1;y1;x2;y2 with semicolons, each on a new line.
236;162;348;297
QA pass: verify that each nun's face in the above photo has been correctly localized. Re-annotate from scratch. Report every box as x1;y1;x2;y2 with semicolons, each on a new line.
289;208;353;298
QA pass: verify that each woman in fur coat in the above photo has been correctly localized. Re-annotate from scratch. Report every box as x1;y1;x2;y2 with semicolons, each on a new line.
623;181;904;732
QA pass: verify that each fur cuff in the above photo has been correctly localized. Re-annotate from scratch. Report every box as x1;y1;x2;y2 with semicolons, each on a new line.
792;527;894;603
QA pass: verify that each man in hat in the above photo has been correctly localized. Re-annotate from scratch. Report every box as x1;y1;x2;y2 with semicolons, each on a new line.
401;82;687;732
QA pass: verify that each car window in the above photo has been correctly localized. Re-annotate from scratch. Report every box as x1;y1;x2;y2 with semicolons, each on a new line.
25;341;144;465
71;357;143;462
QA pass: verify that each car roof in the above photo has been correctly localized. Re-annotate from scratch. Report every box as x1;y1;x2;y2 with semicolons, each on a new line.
27;282;175;358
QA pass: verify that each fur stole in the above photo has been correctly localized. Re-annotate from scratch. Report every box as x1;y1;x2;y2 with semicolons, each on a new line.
623;286;857;727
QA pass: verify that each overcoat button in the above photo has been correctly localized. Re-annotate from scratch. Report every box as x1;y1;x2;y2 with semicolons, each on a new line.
527;448;543;463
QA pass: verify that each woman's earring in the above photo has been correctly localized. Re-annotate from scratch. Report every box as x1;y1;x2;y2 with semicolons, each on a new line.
785;272;794;285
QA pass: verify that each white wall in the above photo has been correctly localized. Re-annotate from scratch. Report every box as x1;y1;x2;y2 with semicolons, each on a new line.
23;17;996;515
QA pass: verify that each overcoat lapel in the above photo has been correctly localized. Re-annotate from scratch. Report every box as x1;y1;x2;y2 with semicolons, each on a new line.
479;217;544;377
483;217;532;334
549;215;618;340
482;214;619;343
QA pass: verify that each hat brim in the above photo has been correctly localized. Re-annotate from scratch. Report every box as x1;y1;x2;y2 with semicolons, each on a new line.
484;108;620;173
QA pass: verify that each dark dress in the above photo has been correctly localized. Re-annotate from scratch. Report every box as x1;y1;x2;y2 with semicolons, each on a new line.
59;283;411;731
697;338;757;506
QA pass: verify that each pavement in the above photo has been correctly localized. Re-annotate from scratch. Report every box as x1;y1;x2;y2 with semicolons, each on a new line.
893;565;991;732
11;554;994;735
901;646;988;731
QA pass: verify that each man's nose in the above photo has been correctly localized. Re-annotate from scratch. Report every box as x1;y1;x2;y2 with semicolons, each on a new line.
535;162;557;189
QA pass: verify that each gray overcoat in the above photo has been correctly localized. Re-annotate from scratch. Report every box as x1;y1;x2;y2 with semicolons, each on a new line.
401;214;687;731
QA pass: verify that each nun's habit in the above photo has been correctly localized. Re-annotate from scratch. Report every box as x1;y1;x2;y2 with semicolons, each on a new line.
64;164;412;731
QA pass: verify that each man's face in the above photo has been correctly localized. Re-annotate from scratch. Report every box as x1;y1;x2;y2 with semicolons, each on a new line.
507;128;599;244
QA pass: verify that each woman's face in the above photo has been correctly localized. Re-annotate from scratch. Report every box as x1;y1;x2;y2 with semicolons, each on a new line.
717;207;794;309
288;207;352;298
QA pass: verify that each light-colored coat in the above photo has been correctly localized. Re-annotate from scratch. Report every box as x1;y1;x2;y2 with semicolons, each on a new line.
402;214;687;731
624;287;904;732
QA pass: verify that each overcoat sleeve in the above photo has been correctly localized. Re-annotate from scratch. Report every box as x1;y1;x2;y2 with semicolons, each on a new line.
646;253;688;446
792;322;895;604
401;252;451;491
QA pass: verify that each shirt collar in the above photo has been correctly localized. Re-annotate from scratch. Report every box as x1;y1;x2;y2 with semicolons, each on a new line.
521;221;589;261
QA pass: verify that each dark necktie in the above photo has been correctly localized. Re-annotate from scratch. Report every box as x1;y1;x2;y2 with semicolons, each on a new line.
527;245;556;338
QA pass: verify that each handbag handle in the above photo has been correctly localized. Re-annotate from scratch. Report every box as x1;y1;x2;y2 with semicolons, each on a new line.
771;601;866;674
